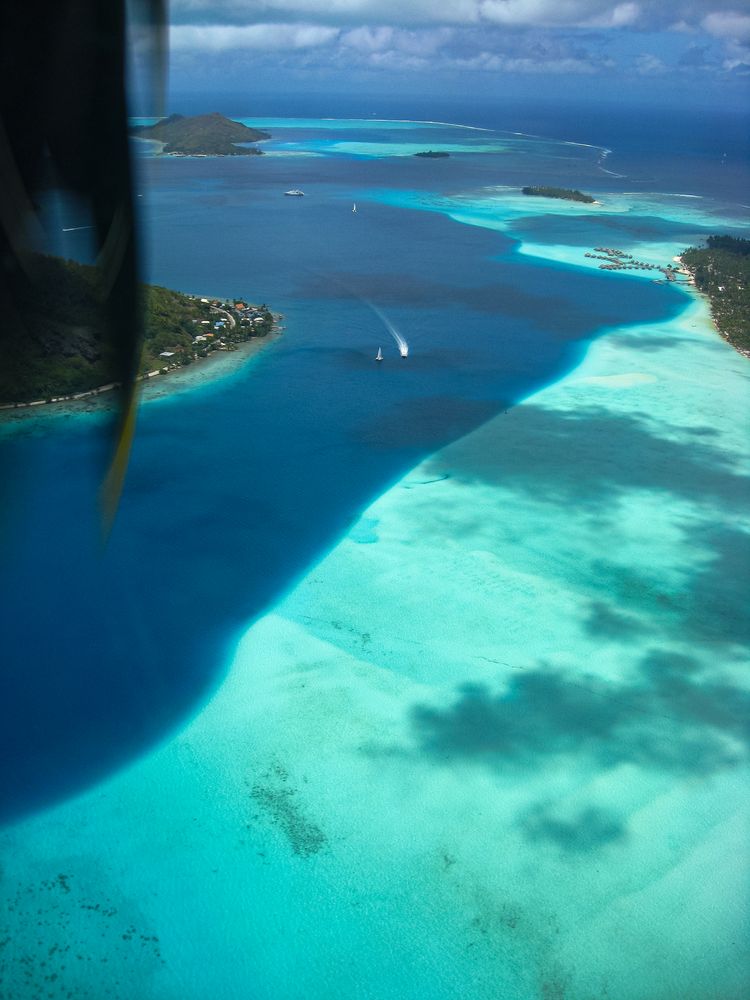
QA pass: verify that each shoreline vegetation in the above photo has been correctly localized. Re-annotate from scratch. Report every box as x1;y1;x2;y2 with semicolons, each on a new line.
522;185;596;204
679;235;750;357
579;235;748;359
130;112;270;157
0;254;278;411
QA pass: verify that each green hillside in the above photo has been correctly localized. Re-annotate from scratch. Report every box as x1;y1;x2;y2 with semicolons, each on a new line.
131;112;270;156
0;255;273;404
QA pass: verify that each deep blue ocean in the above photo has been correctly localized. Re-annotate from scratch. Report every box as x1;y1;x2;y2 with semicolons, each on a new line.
1;97;747;823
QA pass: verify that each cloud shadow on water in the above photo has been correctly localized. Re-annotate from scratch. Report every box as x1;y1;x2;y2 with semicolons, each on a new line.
584;600;649;641
683;525;750;649
429;403;750;513
585;521;750;652
409;650;749;780
519;804;626;853
617;333;695;353
429;404;750;652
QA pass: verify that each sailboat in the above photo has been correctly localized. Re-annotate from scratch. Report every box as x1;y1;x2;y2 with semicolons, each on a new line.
376;347;383;362
352;202;357;213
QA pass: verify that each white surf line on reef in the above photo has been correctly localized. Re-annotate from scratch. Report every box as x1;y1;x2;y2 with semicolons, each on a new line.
645;192;704;199
597;148;627;179
322;117;493;132
563;139;611;153
246;117;491;132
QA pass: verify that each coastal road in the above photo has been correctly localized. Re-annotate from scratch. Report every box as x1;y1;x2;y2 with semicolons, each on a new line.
212;307;237;329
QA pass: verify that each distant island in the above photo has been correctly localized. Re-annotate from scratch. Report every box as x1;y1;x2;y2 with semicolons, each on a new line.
681;235;750;357
522;186;596;204
0;255;275;407
130;112;270;156
414;150;449;158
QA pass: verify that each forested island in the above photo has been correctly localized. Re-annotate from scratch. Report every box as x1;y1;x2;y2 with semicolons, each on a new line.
522;186;596;204
681;235;750;356
131;112;270;156
414;150;449;158
0;255;275;406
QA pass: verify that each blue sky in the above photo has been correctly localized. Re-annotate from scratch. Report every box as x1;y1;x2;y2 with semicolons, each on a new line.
137;1;750;109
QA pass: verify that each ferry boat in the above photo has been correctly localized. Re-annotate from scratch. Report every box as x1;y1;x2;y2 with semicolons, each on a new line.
284;189;305;196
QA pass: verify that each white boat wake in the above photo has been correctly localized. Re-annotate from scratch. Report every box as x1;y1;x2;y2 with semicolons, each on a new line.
366;301;409;357
303;268;410;358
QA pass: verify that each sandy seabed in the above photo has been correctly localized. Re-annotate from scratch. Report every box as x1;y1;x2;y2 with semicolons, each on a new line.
1;276;747;999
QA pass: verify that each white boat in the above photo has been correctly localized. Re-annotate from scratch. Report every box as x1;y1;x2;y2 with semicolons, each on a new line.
376;347;383;362
284;189;305;196
352;203;357;213
399;344;408;358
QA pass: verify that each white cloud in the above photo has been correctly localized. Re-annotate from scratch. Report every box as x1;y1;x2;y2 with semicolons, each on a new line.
168;1;750;37
170;22;339;52
340;25;452;55
366;50;431;69
702;11;750;44
478;0;640;29
722;40;750;72
723;57;750;71
339;25;395;52
701;10;750;73
169;1;482;28
669;20;696;34
162;2;750;84
635;52;666;74
482;54;601;72
582;3;641;28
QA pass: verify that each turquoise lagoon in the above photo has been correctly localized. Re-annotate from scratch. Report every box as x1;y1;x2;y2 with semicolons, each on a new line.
1;109;748;999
